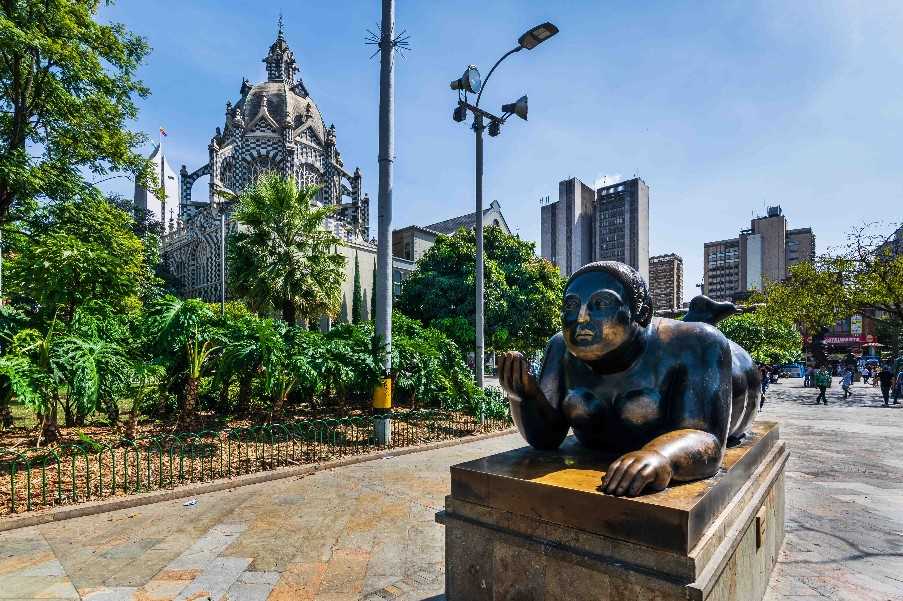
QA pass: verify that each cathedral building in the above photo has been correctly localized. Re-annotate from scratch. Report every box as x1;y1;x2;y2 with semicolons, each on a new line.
158;21;371;302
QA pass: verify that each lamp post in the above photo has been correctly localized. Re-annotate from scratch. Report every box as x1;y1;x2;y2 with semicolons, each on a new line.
449;22;558;387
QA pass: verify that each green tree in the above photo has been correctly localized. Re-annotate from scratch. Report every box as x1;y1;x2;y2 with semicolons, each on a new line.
753;258;854;334
351;253;363;324
217;315;279;415
843;223;903;323
397;226;565;354
0;0;152;225
718;312;802;365
143;296;219;422
228;174;345;326
6;194;147;323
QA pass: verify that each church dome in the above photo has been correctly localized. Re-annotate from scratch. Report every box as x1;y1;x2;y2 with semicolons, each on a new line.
235;81;326;142
224;18;326;143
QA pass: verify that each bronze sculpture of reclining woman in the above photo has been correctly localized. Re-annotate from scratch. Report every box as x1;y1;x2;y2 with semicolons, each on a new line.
497;261;760;497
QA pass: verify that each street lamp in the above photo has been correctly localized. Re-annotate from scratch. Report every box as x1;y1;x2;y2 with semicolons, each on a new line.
449;22;558;387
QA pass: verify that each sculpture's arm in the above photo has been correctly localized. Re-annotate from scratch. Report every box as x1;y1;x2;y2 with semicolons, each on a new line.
602;333;732;496
497;334;569;450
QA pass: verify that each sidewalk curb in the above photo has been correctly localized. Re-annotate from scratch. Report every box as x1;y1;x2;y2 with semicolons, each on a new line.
0;427;517;533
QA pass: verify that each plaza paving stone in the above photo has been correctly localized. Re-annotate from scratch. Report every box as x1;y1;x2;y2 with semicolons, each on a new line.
0;378;900;600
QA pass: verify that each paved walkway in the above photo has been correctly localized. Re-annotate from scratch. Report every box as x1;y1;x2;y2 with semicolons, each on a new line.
0;378;901;600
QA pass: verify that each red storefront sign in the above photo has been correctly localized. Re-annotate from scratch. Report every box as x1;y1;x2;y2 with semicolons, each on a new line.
804;335;875;345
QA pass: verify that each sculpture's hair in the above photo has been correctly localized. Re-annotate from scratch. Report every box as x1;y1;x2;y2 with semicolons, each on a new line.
566;261;654;327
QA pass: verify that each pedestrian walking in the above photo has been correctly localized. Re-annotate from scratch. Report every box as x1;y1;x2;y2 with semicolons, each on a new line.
877;364;895;406
842;368;853;399
759;364;769;409
814;366;831;405
863;365;871;386
804;365;815;388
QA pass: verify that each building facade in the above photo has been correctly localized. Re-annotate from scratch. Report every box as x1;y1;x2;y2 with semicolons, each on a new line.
703;238;741;302
157;22;375;316
134;144;179;232
649;253;684;312
595;178;650;282
541;176;649;281
704;206;815;301
540;178;594;277
392;199;511;262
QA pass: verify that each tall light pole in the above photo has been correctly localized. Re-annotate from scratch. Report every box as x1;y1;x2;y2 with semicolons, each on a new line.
450;22;558;387
373;0;399;416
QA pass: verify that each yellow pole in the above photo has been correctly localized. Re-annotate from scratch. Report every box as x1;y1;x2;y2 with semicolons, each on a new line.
373;376;392;410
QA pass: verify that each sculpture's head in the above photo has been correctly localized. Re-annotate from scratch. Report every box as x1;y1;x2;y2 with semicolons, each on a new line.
562;261;653;361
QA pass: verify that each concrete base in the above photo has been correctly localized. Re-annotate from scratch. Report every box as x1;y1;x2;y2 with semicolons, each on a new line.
374;416;392;446
437;421;787;601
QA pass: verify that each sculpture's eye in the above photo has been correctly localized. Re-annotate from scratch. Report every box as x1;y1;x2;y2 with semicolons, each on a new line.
592;298;609;311
563;297;579;313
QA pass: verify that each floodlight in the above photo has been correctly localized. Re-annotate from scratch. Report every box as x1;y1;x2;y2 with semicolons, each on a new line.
452;105;467;122
517;22;559;50
449;65;482;93
501;95;528;121
488;120;501;137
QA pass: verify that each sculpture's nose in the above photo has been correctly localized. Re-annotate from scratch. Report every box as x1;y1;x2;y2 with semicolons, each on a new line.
577;303;590;323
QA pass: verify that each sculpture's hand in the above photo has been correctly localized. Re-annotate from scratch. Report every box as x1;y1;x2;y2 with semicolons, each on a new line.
600;450;673;497
497;351;540;401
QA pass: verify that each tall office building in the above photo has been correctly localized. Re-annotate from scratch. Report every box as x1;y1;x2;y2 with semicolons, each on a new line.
541;176;650;281
595;178;650;282
704;206;815;301
786;227;816;268
649;253;684;311
540;177;595;277
703;238;741;302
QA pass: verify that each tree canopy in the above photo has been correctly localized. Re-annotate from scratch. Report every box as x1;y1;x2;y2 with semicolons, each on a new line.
6;193;147;323
228;174;346;326
752;258;853;334
718;311;802;365
752;222;903;334
397;226;565;354
0;0;152;225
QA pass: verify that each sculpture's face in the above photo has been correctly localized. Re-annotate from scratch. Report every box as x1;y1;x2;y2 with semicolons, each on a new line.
562;271;636;361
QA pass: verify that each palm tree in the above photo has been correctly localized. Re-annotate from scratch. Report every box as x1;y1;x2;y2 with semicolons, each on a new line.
218;316;276;415
144;296;219;423
228;174;346;326
55;335;131;426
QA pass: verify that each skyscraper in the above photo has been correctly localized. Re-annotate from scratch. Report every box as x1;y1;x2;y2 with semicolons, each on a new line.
594;177;650;282
541;176;650;281
540;177;594;277
703;238;741;302
704;206;815;301
649;253;684;311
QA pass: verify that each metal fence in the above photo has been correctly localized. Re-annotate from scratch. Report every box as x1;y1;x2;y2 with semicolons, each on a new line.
0;411;511;515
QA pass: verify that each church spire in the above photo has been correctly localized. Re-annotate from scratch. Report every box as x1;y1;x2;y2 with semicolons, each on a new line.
264;14;298;83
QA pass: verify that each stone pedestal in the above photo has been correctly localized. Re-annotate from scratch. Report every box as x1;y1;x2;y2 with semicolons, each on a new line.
436;421;787;601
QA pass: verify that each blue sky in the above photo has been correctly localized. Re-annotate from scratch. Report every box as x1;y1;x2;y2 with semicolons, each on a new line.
99;1;903;299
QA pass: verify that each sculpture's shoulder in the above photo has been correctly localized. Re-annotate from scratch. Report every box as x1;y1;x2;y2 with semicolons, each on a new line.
653;317;731;355
541;332;567;368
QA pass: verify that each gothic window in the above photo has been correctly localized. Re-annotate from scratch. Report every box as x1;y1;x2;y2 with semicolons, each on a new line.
297;163;322;188
249;154;278;183
220;158;234;190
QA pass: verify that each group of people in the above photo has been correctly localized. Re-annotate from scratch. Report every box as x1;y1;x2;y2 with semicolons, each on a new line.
806;363;903;406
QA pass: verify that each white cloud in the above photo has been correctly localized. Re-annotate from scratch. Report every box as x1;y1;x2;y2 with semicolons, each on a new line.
594;173;623;189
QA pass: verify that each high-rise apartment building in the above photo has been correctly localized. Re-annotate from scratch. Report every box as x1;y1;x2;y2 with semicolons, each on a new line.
649;254;683;311
704;206;815;301
595;178;650;282
703;238;741;302
540;178;595;277
541;176;650;281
